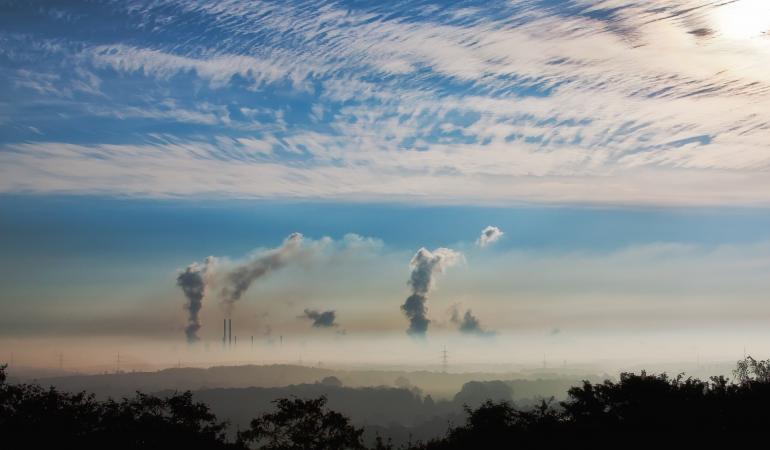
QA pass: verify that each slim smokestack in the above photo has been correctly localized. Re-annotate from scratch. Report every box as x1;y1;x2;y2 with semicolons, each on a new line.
223;319;227;347
228;319;232;346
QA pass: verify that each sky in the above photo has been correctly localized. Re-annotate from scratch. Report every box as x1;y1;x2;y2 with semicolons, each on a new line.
2;0;770;373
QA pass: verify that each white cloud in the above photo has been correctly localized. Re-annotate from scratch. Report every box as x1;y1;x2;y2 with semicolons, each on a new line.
90;44;311;90
5;139;770;206
5;0;770;205
87;104;223;125
477;226;504;248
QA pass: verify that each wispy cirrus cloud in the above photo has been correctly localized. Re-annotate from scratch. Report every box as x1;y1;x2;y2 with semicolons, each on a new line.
1;0;770;205
4;137;770;205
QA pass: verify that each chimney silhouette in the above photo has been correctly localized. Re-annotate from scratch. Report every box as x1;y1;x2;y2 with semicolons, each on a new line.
228;319;232;347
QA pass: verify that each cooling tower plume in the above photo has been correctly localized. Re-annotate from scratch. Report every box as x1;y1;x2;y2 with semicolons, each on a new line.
476;226;504;247
175;257;213;343
401;247;462;337
218;232;305;313
302;309;337;328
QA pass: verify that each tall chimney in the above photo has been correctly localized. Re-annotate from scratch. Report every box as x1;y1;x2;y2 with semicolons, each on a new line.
228;319;232;346
223;319;227;347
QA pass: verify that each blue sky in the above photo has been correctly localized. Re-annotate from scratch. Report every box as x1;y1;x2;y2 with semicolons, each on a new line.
2;0;770;204
3;1;770;368
6;197;770;261
4;196;770;337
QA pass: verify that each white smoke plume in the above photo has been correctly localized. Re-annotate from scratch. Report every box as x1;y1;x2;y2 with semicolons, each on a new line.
476;226;504;248
401;247;462;337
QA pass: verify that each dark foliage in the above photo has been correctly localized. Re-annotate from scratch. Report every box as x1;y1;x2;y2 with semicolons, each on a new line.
5;357;770;449
419;357;770;449
0;364;236;450
237;396;365;450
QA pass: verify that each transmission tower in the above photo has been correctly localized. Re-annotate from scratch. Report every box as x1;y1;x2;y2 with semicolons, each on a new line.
441;346;449;373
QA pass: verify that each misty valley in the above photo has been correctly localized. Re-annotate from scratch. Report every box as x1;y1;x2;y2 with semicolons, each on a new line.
6;364;591;445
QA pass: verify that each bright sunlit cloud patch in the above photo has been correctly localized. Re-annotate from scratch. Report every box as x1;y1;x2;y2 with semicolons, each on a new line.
712;0;770;41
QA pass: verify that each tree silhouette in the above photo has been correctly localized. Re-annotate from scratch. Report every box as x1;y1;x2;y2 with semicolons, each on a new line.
237;396;365;450
0;364;239;450
417;357;770;449
7;358;770;449
733;355;770;384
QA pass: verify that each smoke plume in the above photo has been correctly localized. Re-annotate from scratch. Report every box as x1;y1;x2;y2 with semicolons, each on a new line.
218;232;305;312
176;258;213;343
476;226;504;247
451;306;495;337
302;309;337;328
175;232;379;341
401;247;462;336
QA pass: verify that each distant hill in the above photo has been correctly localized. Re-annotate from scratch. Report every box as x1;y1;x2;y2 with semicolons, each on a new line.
23;364;602;446
27;363;599;401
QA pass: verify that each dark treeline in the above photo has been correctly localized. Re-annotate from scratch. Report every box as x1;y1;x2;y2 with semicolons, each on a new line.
3;357;770;449
17;364;585;400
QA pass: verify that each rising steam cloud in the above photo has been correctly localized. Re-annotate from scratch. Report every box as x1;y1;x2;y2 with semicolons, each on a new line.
402;247;462;336
176;258;214;343
303;309;337;328
476;226;504;247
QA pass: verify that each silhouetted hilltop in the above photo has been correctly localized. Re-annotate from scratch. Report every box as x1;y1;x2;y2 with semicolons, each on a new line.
27;365;333;398
28;363;598;401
